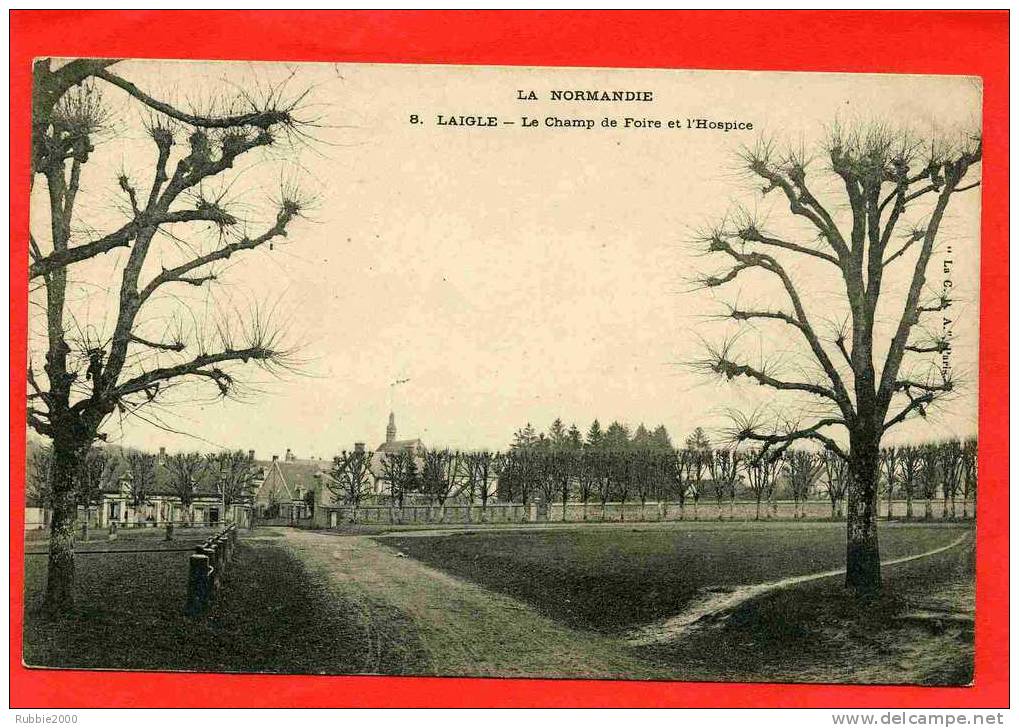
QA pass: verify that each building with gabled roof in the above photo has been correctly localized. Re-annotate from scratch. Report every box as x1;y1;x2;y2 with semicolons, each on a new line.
252;454;329;521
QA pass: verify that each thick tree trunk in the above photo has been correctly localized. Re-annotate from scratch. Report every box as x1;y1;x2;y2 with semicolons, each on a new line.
44;436;87;616
906;492;913;519
845;435;881;594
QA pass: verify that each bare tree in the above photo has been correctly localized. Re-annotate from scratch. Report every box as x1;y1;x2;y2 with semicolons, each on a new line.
960;437;977;519
631;450;658;521
684;429;712;520
27;444;54;512
919;444;942;520
463;450;496;521
206;450;260;519
420;449;464;521
77;447;115;538
533;448;559;518
784;449;821;519
327;449;374;523
898;445;923;520
880;446;900;519
124;451;156;515
28;59;312;614
819;446;849;520
708;448;741;520
164;452;206;524
939;439;964;520
574;449;599;520
553;450;579;522
743;448;780;521
378;449;419;519
594;450;613;521
668;448;691;520
697;125;980;592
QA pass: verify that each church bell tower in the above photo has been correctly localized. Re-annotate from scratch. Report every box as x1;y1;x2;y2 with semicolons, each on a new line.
386;411;397;444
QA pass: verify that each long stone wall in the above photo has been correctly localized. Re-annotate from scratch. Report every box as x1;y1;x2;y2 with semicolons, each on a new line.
315;498;974;527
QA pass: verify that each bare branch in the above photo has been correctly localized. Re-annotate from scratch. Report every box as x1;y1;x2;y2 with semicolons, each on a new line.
138;204;297;303
129;334;186;353
29;207;236;279
736;419;848;461
738;225;839;266
112;346;275;399
705;235;855;417
93;69;292;130
703;347;838;402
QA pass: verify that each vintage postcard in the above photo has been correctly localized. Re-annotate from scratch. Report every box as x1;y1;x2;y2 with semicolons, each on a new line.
23;59;981;685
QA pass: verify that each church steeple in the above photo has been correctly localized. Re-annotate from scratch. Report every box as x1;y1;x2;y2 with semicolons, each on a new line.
386;411;397;444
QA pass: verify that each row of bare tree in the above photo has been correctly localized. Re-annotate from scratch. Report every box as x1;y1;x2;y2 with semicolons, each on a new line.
323;436;977;523
28;444;263;526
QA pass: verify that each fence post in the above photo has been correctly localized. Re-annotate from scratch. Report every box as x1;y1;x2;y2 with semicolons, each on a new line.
215;537;228;576
197;545;219;596
185;553;212;616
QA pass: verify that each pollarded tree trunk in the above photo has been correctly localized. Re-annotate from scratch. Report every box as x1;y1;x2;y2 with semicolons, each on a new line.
845;433;881;594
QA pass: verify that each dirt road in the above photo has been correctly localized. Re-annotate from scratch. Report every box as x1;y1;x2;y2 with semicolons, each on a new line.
274;528;666;678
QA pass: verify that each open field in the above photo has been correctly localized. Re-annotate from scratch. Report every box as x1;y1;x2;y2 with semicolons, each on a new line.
644;539;975;685
23;522;974;684
381;522;971;632
22;534;421;674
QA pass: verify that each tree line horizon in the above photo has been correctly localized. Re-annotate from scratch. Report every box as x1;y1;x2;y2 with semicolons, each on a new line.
31;417;977;527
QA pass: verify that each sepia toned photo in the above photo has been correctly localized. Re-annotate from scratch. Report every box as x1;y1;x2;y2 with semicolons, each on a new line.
23;59;981;686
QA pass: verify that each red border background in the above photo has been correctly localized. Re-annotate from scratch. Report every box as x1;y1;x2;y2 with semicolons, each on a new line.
9;10;1009;709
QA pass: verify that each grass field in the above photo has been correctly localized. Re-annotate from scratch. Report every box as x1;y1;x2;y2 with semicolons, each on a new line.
22;534;423;674
648;541;975;685
381;523;969;632
22;522;974;684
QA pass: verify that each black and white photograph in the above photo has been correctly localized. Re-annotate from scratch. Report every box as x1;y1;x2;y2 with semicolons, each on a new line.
23;58;982;686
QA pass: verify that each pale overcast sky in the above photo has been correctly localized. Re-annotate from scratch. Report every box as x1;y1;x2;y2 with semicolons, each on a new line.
29;61;982;458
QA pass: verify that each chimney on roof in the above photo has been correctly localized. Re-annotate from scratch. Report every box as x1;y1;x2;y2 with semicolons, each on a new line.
354;442;365;454
248;449;255;461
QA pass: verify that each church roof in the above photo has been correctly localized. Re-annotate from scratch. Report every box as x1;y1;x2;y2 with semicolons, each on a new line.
376;438;424;454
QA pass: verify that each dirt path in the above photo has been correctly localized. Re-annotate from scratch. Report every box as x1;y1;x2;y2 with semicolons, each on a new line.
276;528;668;678
626;531;973;646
